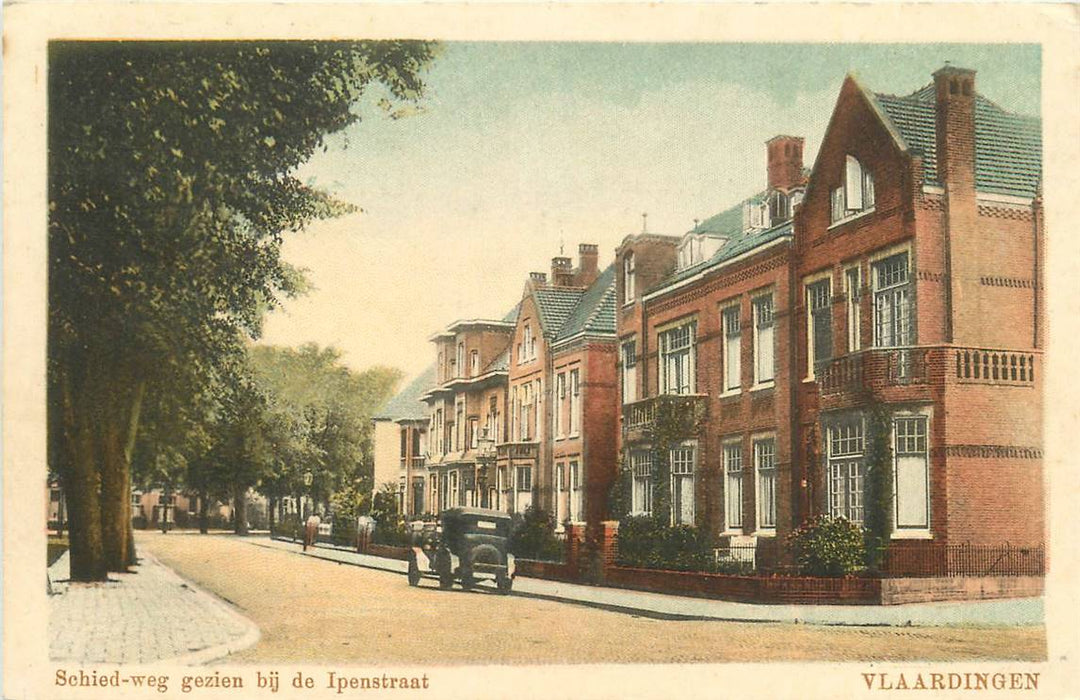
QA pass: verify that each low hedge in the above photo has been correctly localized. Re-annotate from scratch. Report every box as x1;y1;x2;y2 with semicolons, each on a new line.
616;516;713;572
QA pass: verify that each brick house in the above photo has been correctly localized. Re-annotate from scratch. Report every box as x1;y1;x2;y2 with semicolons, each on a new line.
612;65;1042;565
499;245;618;526
419;314;516;514
793;66;1043;555
615;136;805;563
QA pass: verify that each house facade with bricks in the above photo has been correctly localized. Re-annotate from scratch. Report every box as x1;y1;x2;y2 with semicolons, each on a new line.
499;245;618;526
615;137;805;562
613;65;1042;564
792;66;1043;555
372;365;434;517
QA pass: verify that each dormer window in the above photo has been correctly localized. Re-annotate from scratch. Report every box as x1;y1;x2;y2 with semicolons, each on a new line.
745;200;770;231
831;156;876;224
769;191;790;222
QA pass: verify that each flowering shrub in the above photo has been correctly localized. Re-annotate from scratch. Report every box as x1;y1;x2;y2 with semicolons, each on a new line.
788;514;866;577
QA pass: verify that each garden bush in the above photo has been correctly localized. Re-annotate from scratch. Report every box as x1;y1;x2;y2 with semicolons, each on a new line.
372;519;412;547
509;506;564;561
616;515;713;572
273;513;302;539
788;514;867;577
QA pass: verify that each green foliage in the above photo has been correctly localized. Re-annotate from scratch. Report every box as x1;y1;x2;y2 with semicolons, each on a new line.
509;507;564;562
369;482;401;526
329;482;369;524
788;514;867;577
372;520;412;547
273;512;303;539
863;401;895;571
615;515;714;572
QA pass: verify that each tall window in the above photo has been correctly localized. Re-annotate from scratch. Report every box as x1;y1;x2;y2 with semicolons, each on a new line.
554;463;566;525
456;342;465;377
534;379;542;440
807;278;833;375
509;386;518;441
449;470;460;507
873;253;912;348
831;156;876;223
470;350;480;377
621;340;637;404
516;466;532;492
455;399;464;451
845;266;862;353
468;417;479;450
555;372;566;438
569;461;582;522
659;321;697;395
723;441;743;531
486;396;498;443
722;305;741;392
894;416;929;530
624;253;636;303
569;369;581;435
828;419;866;525
434;408;444;454
519;324;535;363
670;443;696;525
630;450;653;516
752;294;775;385
520;383;532;440
754;438;777;530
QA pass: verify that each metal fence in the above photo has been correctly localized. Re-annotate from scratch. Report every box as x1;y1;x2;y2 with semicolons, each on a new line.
881;542;1045;578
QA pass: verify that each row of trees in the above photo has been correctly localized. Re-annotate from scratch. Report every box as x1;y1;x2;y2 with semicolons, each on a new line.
48;41;436;580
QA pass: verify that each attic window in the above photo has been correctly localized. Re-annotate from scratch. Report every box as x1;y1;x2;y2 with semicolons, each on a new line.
745;200;770;231
830;156;875;225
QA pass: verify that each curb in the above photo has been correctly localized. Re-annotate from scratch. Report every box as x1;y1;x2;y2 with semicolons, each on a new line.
137;552;261;666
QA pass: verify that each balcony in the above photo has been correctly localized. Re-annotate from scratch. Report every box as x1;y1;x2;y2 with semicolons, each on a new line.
497;441;538;461
622;394;707;441
818;348;930;396
953;348;1037;386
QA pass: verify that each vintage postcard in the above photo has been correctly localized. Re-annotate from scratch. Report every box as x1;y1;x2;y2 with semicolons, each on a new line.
4;2;1080;699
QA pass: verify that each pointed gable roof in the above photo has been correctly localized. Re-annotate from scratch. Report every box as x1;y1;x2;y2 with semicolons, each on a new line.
531;286;586;337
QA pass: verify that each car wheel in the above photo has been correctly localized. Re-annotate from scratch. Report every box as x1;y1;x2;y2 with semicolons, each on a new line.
496;573;513;595
436;551;453;590
460;571;475;590
407;557;421;587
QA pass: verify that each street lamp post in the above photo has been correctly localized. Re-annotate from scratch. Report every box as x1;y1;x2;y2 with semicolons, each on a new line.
303;470;313;519
476;432;495;509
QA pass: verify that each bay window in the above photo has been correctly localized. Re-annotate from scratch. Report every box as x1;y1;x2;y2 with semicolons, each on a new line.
660;320;697;395
827;418;866;525
894;416;930;531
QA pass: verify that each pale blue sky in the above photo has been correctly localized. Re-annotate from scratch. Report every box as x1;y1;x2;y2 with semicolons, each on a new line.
260;43;1041;379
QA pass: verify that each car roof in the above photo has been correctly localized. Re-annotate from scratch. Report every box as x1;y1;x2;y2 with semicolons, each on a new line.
439;507;513;521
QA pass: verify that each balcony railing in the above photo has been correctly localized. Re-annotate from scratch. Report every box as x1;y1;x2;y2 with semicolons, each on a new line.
954;348;1036;385
622;394;707;436
818;347;931;396
497;442;538;460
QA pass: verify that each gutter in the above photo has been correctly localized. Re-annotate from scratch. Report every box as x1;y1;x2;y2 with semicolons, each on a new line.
642;234;792;303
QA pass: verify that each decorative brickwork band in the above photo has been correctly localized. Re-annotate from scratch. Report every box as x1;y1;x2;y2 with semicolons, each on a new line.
980;276;1035;289
935;445;1043;459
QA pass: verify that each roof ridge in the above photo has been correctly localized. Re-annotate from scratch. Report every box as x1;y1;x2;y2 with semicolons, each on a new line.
579;278;617;335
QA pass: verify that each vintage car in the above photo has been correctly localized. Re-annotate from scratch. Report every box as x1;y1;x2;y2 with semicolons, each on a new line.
407;507;515;594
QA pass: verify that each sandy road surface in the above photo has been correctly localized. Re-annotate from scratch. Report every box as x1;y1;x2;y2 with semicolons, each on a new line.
138;532;1045;664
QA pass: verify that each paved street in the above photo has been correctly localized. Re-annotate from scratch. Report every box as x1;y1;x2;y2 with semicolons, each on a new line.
48;549;259;664
139;532;1045;664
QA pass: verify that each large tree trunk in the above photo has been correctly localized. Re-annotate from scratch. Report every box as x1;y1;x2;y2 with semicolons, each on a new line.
59;374;108;582
100;420;130;571
233;486;249;535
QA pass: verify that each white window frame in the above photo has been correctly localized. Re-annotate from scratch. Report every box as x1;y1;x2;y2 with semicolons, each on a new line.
621;339;638;405
721;304;741;395
624;253;636;304
659;319;697;395
569;369;581;436
554;462;566;526
555;372;566;439
845;265;862;353
669;441;697;526
456;342;465;378
569;460;583;523
449;470;460;507
753;436;777;533
830;156;876;226
630;450;654;517
516;465;532;492
752;292;775;388
892;411;932;538
805;272;833;380
871;249;913;349
827;417;866;525
722;439;744;533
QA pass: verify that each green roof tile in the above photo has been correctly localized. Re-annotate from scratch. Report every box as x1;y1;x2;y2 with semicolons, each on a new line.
873;85;1041;198
375;365;436;421
533;286;585;337
555;264;616;342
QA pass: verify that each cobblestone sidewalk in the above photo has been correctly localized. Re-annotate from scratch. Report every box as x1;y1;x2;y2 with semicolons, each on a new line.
48;550;259;665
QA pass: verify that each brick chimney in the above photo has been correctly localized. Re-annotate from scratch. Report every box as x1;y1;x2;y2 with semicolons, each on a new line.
551;256;574;287
528;271;548;289
766;135;804;191
933;65;977;193
576;243;599;287
933;65;980;346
